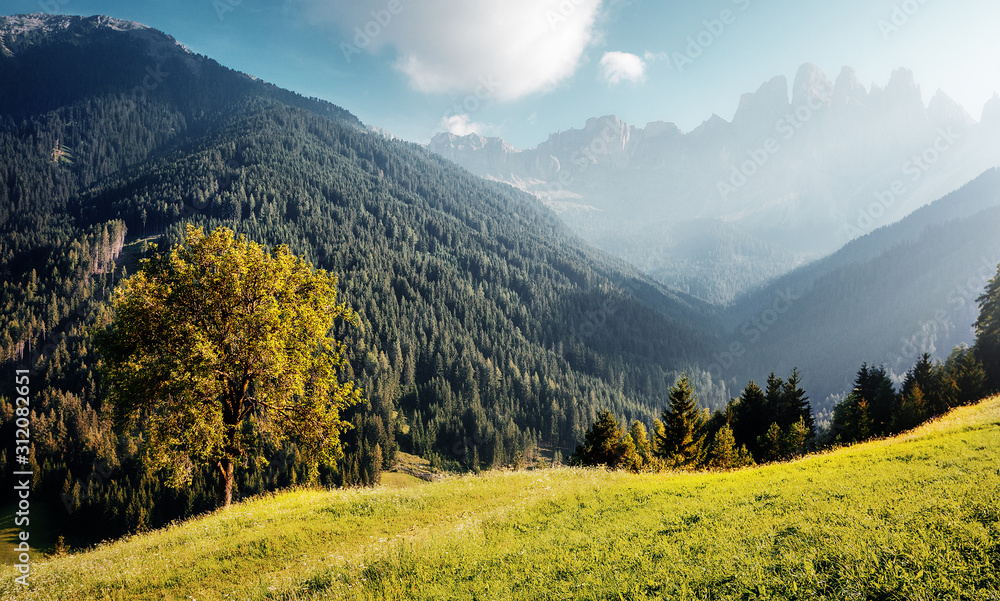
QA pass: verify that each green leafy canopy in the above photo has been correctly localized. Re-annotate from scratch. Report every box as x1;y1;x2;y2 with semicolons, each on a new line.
97;225;363;496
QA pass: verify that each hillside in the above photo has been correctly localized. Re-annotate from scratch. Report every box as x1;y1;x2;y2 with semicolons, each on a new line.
724;168;1000;413
0;14;725;543
4;395;998;600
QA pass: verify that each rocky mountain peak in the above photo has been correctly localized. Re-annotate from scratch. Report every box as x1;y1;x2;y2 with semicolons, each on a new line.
792;63;833;106
928;89;973;126
1;13;193;62
732;75;790;127
982;93;1000;126
832;66;867;106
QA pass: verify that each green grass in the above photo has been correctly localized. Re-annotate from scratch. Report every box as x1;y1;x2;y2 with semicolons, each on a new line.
0;502;62;564
3;397;1000;600
378;473;429;489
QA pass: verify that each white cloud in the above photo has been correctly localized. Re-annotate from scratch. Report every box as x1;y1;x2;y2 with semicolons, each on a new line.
297;0;604;101
439;113;491;136
599;51;646;85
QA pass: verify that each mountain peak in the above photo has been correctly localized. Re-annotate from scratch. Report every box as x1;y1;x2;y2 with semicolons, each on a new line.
792;63;833;106
928;89;972;126
1;13;192;60
832;66;867;105
982;92;1000;125
428;131;517;154
732;75;789;126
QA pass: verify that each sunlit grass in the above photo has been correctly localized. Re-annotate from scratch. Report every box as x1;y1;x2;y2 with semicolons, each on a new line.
4;397;999;600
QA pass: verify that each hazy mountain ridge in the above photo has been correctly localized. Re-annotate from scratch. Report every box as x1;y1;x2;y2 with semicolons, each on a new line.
429;64;1000;304
721;168;1000;412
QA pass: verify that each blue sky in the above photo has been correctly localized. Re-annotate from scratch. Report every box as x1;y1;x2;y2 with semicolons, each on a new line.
7;0;1000;148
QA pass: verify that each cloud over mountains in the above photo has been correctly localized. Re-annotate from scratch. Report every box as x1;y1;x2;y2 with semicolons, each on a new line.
300;0;604;101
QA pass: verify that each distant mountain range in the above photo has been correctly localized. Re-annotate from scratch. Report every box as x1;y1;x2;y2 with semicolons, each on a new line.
429;64;1000;304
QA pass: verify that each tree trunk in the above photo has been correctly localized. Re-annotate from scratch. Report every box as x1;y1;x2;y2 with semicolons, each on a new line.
220;457;234;508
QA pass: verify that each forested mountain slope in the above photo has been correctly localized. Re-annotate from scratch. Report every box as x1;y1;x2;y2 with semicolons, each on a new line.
0;14;723;543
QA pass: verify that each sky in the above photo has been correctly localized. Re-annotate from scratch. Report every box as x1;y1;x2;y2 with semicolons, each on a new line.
6;0;1000;149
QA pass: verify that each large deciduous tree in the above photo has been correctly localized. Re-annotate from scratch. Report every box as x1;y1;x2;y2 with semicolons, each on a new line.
97;225;363;508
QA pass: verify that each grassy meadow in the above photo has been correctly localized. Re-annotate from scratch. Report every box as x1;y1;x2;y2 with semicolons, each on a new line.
3;396;999;600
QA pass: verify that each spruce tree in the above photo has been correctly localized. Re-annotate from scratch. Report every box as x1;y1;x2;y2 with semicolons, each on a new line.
891;382;927;432
571;410;626;468
654;375;705;468
974;262;1000;390
704;423;753;470
731;380;768;459
902;353;946;416
764;372;785;418
781;417;810;459
943;344;987;407
629;421;652;470
781;368;814;437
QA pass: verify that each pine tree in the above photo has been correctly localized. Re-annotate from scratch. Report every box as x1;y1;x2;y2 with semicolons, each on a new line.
571;410;626;468
617;432;641;473
731;380;768;459
470;444;481;473
757;422;783;463
943;344;987;407
781;417;810;459
902;353;946;417
628;420;652;469
764;372;784;417
654;375;705;469
833;392;872;443
891;382;927;432
974;262;1000;390
846;363;896;437
704;423;753;470
781;368;814;437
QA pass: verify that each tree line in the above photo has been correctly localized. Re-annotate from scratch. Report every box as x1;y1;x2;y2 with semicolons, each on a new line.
572;265;1000;470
